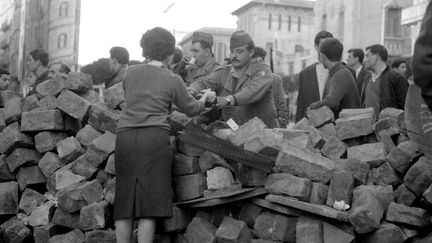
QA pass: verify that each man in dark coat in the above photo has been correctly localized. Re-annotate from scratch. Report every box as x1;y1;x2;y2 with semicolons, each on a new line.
413;0;432;111
309;38;360;117
295;31;333;122
346;48;371;97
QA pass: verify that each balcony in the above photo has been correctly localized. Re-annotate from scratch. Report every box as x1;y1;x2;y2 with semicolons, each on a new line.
402;0;428;25
384;36;412;57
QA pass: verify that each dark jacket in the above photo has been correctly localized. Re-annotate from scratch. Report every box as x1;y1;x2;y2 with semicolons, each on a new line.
28;70;53;96
356;65;371;98
271;73;288;126
106;64;128;89
361;65;409;111
310;62;360;117
296;63;320;122
190;61;278;128
413;0;432;111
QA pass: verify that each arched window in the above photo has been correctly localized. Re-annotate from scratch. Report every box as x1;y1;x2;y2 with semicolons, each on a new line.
57;33;67;49
59;2;69;17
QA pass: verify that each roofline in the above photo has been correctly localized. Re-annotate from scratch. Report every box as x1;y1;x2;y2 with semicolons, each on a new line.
232;0;315;15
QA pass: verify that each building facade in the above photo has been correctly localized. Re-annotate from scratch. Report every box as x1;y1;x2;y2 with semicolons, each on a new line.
178;27;235;64
0;0;80;81
314;0;413;58
402;0;429;54
231;0;315;75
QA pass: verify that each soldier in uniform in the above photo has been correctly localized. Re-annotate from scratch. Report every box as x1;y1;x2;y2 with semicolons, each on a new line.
183;32;220;86
188;30;278;128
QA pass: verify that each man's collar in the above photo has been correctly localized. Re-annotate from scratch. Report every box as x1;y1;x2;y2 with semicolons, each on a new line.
328;62;344;76
230;60;253;78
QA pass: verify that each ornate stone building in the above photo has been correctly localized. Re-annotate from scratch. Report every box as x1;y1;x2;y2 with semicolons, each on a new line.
402;0;429;54
231;0;315;75
0;0;81;81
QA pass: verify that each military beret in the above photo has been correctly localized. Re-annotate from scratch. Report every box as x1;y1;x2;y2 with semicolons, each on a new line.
252;47;267;58
230;30;254;49
192;32;214;46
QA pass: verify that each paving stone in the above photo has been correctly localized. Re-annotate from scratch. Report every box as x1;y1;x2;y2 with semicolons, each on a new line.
335;112;374;140
79;90;101;104
16;165;46;190
33;224;69;243
4;96;22;124
84;230;116;243
422;184;432;206
88;103;120;134
353;185;394;211
47;228;84;243
379;107;404;127
0;216;31;243
206;167;234;190
228;117;267;146
79;180;104;204
296;217;323;243
334;159;369;185
0;122;34;155
386;141;421;174
326;171;354;208
0;155;15;182
20;109;64;132
79;201;110;231
38;152;61;177
104;177;115;205
238;203;263;229
64;72;93;92
50;168;86;191
215;216;253;243
162;206;191;233
386;202;428;228
19;188;47;215
104;82;124;109
28;201;56;227
63;114;82;135
5;148;42;172
57;136;85;164
178;140;204;157
173;153;199;176
95;169;110;188
0;181;19;215
57;184;86;213
57;89;91;122
318;123;337;139
36;75;65;96
322;221;355;243
174;173;207;201
21;94;39;111
373;118;400;138
254;212;297;242
360;222;404;243
104;154;115;175
320;136;347;160
400;227;418;242
244;128;282;153
76;124;102;148
309;182;328;205
282;133;315;151
183;217;217;243
265;173;312;201
370;162;402;187
83;132;115;168
236;163;268;187
38;94;57;110
339;107;375;119
404;156;432;196
198;151;235;172
307;106;334;127
347;142;386;168
395;184;416;206
349;191;384;233
275;143;336;183
35;131;68;153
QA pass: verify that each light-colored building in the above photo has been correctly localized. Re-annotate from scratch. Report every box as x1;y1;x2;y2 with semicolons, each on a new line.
178;27;235;64
402;0;429;54
0;0;81;80
314;0;413;58
231;0;316;76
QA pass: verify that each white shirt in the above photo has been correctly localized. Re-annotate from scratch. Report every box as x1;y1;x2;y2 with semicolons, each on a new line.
316;62;329;100
355;66;362;79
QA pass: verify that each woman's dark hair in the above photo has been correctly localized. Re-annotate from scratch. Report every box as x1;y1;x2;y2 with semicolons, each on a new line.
140;27;175;61
171;47;183;64
30;48;49;67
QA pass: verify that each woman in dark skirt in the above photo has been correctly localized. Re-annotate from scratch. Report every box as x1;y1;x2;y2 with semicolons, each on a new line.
114;27;215;243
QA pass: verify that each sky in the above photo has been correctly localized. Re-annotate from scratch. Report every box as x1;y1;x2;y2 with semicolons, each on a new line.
78;0;250;65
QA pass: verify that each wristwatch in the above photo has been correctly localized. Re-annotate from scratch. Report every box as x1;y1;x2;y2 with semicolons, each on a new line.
225;96;232;106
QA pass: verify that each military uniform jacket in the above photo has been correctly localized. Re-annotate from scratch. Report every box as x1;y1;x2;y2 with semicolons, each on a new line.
185;58;220;86
190;61;278;128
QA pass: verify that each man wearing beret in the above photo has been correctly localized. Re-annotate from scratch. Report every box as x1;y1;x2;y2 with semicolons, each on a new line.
188;30;278;128
184;32;220;86
253;46;288;127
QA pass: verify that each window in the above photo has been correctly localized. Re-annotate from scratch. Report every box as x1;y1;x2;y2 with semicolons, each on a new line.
57;33;67;48
298;17;301;32
59;1;69;17
288;16;291;31
385;7;402;37
268;14;272;30
278;14;282;30
322;14;327;30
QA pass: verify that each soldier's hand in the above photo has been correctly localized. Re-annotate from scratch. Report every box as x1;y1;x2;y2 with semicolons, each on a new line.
216;96;228;109
187;87;198;97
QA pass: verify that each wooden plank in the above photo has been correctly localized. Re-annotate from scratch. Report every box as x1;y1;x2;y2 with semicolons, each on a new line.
186;188;268;208
265;194;349;222
173;188;256;206
252;198;305;217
